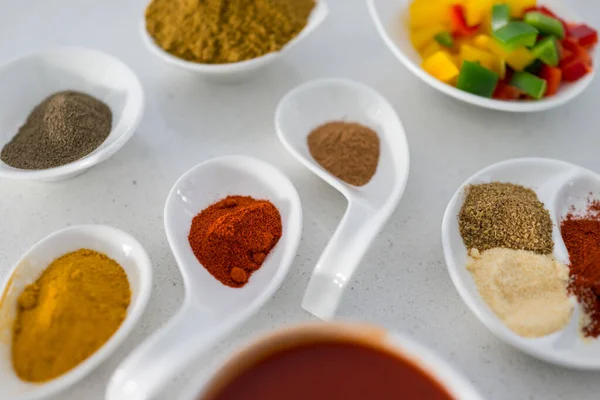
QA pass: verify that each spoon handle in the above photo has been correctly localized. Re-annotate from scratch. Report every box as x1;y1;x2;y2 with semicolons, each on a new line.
106;300;217;400
302;201;384;320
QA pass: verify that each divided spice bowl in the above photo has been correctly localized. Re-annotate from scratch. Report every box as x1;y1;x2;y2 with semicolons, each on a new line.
442;158;600;369
0;225;152;400
140;0;328;82
367;0;596;112
0;47;144;181
107;155;302;400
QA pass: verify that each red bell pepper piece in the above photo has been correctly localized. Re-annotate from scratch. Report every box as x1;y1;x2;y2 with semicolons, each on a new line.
539;65;562;96
450;5;479;37
568;24;599;48
561;37;592;67
493;81;523;100
561;60;591;82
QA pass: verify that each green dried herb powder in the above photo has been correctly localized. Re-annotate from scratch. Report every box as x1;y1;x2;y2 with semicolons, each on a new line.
459;182;553;254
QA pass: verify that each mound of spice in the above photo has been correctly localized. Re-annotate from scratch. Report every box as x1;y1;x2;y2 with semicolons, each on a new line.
1;91;112;170
145;0;315;64
561;199;600;338
459;182;553;254
188;195;282;287
12;249;130;382
307;121;380;186
467;248;572;338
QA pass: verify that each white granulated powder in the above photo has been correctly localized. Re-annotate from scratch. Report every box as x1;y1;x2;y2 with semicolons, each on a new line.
467;248;573;338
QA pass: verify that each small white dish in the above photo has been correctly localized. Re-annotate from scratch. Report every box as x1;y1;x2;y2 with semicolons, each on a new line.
107;155;303;400
178;322;484;400
442;157;600;369
140;0;328;82
275;79;410;320
368;0;596;112
0;47;144;181
0;225;152;400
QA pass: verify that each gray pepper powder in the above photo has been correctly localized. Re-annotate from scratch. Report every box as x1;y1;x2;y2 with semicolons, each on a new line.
459;182;554;254
1;91;112;170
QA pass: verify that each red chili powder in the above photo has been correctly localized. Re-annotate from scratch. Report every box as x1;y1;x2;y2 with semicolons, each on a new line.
561;199;600;338
188;195;282;288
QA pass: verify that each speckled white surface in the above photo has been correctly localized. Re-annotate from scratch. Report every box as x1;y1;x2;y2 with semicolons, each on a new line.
1;0;600;399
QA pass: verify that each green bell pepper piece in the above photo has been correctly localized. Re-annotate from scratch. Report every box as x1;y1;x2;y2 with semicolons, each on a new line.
457;61;499;98
524;11;565;39
434;31;454;48
532;36;559;67
492;4;511;31
524;59;544;75
493;22;538;50
510;71;547;99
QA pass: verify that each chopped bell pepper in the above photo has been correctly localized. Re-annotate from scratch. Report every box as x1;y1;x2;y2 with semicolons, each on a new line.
420;41;443;58
422;50;460;82
524;12;565;39
465;0;493;27
460;44;505;78
539;65;562;96
568;24;599;48
561;60;591;82
524;6;569;32
493;81;523;100
532;36;559;67
492;4;511;31
504;0;537;18
457;60;499;97
409;1;451;28
435;31;455;47
450;5;479;37
493;22;538;49
411;24;448;51
510;71;547;99
476;34;535;71
561;37;592;67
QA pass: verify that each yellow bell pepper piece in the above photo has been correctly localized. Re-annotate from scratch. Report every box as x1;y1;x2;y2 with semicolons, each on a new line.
464;0;493;27
422;50;459;82
420;41;443;58
472;34;534;71
410;23;447;51
459;44;505;78
409;1;451;28
503;0;537;18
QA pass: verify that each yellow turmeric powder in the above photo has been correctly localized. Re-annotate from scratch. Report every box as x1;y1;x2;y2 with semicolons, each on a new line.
11;249;130;382
145;0;316;64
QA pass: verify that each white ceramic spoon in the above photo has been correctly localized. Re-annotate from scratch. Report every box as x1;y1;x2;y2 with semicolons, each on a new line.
368;0;596;112
107;155;303;400
141;0;328;82
0;225;152;400
275;79;410;320
442;158;600;369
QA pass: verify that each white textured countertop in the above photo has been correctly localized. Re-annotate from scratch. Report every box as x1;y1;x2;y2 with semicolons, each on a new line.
1;0;600;399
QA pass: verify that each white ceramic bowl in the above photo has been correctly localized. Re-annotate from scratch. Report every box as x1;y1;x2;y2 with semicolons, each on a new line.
0;47;144;181
178;322;484;400
368;0;596;112
140;0;328;82
0;225;152;400
442;158;600;369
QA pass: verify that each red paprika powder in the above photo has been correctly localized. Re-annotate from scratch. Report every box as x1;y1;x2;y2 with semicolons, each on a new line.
188;195;282;288
560;200;600;338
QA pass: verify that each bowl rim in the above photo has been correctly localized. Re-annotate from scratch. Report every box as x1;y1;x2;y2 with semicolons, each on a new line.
0;46;145;180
